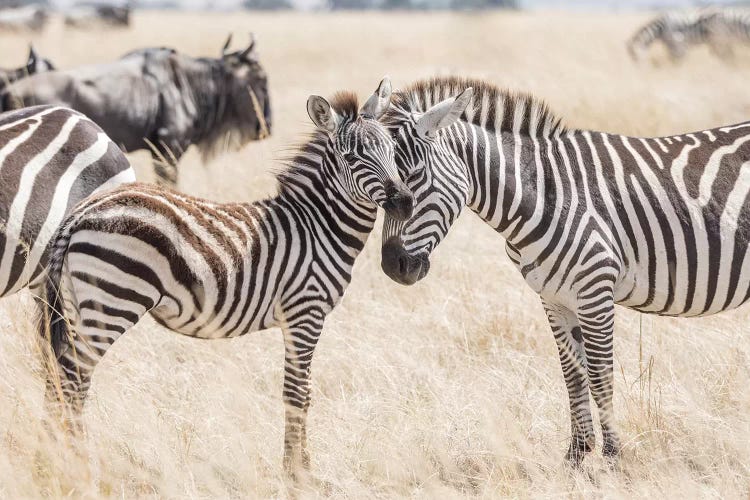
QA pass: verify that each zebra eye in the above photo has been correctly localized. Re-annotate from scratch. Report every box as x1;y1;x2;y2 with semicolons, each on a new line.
343;152;357;164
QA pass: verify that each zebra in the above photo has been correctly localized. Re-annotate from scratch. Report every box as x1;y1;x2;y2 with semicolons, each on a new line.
365;76;750;465
38;78;412;481
0;105;134;298
628;9;750;61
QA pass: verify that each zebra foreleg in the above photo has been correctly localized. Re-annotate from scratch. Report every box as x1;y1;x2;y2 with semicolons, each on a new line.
543;300;595;466
280;315;322;480
577;296;620;461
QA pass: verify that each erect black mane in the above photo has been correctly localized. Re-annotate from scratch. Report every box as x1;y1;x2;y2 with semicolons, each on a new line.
388;76;566;137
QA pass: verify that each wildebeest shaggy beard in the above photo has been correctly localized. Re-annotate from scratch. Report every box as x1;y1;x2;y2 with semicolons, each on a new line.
1;35;271;187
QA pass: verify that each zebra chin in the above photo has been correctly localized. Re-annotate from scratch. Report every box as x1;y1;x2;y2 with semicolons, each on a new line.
381;236;430;285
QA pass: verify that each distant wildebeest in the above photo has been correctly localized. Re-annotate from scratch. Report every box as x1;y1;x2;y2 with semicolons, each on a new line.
629;9;750;61
64;4;130;28
0;105;135;298
1;35;271;187
0;5;48;31
0;45;55;91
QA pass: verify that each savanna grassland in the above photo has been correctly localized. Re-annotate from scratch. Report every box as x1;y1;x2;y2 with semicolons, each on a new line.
0;9;749;498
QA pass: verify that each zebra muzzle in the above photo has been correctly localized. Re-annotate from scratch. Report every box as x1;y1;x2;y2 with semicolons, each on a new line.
382;182;414;222
381;236;430;285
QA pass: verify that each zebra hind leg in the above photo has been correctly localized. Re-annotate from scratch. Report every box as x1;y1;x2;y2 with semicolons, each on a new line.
42;284;146;434
543;301;595;466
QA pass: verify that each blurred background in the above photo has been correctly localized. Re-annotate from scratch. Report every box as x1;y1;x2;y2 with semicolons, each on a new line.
1;0;749;497
0;0;746;10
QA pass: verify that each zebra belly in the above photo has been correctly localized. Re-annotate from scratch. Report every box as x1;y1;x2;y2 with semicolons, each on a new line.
613;243;750;317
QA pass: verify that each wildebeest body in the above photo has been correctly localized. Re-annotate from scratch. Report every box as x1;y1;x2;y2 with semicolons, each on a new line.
1;39;271;186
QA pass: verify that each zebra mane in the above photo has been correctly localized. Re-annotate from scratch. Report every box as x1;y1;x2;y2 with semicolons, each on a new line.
388;76;566;137
274;91;359;192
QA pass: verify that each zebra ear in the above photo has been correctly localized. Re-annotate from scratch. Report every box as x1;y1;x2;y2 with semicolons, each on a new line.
360;76;392;119
415;87;473;138
307;95;341;134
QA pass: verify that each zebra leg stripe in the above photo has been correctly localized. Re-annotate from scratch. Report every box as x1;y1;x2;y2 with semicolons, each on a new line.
281;314;321;476
577;290;620;458
543;300;595;464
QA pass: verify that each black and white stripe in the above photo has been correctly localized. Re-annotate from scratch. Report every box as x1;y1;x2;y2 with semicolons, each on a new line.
39;80;411;481
374;76;750;465
629;9;750;60
0;105;134;297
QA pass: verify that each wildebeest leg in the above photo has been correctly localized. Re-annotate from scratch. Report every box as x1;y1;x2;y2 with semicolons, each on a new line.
151;152;179;188
149;132;185;188
542;300;595;466
708;36;735;60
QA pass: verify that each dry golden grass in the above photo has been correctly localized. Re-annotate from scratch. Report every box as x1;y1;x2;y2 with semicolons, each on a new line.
1;10;750;498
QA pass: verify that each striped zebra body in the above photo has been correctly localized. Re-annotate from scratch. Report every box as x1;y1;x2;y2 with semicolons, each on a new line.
40;80;411;480
374;77;750;464
0;105;134;297
629;9;750;60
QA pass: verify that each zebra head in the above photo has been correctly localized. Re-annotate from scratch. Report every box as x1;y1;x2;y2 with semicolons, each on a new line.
379;86;474;285
307;77;413;221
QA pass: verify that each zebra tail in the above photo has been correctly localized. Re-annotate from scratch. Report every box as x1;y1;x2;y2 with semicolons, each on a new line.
38;212;79;359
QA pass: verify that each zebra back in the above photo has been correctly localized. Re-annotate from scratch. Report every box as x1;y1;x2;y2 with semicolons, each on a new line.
0;105;135;297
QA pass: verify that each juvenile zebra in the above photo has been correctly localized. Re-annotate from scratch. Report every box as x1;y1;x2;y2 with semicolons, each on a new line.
367;76;750;464
0;105;134;298
39;79;412;479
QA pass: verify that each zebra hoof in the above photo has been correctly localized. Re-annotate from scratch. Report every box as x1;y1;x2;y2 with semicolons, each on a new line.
602;437;621;464
564;438;593;467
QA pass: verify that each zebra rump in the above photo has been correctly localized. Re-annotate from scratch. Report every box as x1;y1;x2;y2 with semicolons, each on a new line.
0;105;135;297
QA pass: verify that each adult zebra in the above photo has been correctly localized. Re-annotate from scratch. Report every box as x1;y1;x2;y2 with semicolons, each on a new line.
628;9;750;61
368;76;750;465
0;105;134;297
39;79;412;481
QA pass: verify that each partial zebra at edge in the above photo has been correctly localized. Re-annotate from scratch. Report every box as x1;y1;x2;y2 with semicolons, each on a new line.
0;104;135;298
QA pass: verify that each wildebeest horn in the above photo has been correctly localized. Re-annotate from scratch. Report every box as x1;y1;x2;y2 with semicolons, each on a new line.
28;44;38;64
240;33;256;59
221;33;233;57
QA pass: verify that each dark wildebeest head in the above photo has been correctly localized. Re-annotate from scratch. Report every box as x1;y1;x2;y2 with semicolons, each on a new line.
0;45;55;91
218;34;272;142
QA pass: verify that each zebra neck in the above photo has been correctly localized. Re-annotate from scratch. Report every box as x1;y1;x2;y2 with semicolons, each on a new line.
460;123;563;249
271;159;378;260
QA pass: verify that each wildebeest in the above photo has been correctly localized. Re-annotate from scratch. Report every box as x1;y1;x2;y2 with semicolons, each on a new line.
0;5;47;31
64;4;130;28
1;35;271;187
0;45;54;92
